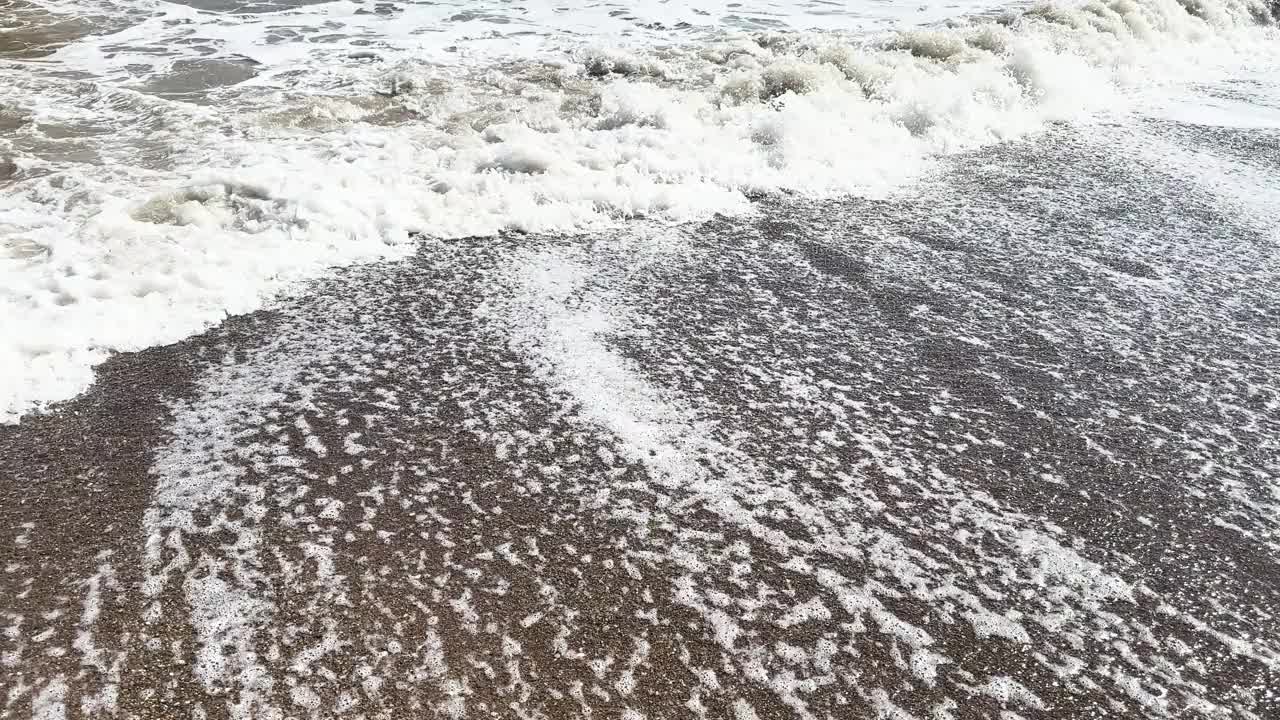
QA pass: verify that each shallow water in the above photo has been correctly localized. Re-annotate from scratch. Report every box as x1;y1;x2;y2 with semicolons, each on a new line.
1;114;1277;718
3;0;1279;424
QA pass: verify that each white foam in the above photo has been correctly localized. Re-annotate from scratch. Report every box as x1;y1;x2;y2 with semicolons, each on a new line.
31;0;1019;75
31;677;67;720
978;676;1046;710
1158;93;1280;128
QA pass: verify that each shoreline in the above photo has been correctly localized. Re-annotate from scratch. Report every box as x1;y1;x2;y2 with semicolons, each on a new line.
3;122;1279;718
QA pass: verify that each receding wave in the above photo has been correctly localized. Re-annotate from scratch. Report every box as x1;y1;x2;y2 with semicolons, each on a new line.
1;0;1278;421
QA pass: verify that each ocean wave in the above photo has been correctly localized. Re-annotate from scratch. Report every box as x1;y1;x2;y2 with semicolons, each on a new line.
2;0;1279;421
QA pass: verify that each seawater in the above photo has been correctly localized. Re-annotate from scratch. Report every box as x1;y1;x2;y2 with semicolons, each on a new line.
1;0;1279;422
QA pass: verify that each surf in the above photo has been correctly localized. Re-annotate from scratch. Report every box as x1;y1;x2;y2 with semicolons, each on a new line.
2;0;1279;422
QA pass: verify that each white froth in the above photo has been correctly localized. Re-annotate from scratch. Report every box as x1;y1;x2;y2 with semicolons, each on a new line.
31;677;67;720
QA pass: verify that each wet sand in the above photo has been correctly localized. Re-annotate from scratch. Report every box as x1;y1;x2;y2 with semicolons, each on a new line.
2;123;1279;719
